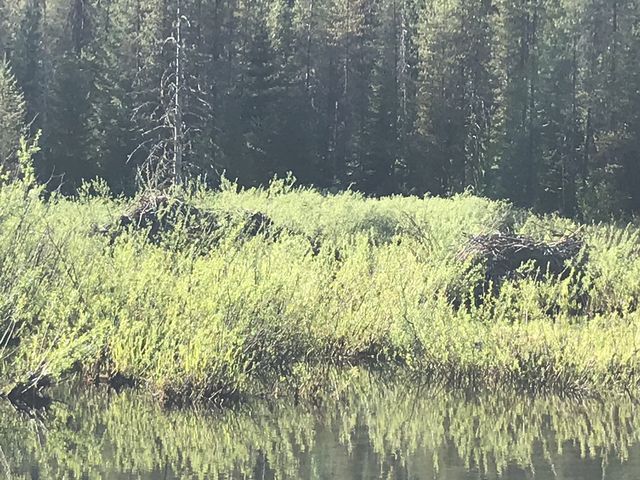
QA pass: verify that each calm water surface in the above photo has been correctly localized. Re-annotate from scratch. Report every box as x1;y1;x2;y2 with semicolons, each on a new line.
1;370;639;479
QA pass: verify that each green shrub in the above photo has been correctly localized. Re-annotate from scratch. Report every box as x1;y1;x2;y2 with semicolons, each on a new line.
2;177;640;403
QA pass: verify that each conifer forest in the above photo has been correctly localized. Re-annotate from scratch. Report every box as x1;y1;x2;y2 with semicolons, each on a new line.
1;0;639;219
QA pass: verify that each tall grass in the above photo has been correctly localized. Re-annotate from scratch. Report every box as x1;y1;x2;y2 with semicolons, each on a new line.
1;176;639;403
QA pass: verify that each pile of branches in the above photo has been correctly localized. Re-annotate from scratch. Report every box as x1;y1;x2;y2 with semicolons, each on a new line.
97;192;276;247
118;193;211;238
241;211;275;239
95;192;219;244
457;232;585;297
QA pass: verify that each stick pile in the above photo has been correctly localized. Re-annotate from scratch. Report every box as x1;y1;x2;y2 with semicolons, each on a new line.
96;192;275;247
458;232;584;286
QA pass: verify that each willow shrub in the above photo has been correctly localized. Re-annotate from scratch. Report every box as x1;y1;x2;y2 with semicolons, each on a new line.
1;177;640;403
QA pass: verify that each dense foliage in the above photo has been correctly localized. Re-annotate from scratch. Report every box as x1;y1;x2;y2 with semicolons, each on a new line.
2;174;640;403
0;0;639;218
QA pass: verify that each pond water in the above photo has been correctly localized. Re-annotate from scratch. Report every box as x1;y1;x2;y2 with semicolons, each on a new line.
1;369;640;479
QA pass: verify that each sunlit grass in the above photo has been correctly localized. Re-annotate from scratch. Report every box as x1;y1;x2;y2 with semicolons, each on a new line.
1;176;639;403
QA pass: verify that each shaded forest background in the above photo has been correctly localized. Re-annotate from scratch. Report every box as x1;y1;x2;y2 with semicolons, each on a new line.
0;0;639;219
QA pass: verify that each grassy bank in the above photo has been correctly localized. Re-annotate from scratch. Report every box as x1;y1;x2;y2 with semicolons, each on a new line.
1;177;639;404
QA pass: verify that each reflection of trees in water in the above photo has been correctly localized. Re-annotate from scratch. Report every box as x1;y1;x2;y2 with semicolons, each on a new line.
1;369;639;479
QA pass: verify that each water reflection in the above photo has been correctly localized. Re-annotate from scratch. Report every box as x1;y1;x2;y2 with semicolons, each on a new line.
1;369;639;479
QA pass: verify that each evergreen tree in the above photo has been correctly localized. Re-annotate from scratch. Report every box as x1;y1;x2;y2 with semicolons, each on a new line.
414;0;496;196
535;0;580;215
4;0;640;218
492;0;543;207
13;0;47;134
45;0;96;191
0;59;26;180
240;1;285;184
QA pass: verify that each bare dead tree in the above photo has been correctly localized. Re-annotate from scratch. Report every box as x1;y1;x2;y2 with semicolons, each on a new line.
129;0;214;192
172;0;184;186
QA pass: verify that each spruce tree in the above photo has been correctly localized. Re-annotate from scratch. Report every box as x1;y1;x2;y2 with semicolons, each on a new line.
0;59;26;180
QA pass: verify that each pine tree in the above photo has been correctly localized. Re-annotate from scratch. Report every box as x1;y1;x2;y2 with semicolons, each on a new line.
13;0;47;134
44;0;96;191
616;0;640;213
0;59;26;180
535;0;580;215
240;0;285;184
577;0;628;218
86;0;139;193
414;0;497;196
492;0;543;207
0;0;15;57
357;0;399;195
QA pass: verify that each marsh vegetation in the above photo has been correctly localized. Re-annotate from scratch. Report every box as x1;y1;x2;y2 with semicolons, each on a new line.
1;174;640;407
